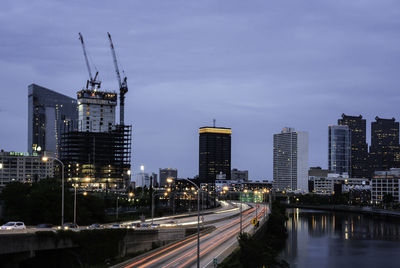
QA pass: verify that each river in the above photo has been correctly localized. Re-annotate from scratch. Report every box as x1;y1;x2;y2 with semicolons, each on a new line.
282;208;400;268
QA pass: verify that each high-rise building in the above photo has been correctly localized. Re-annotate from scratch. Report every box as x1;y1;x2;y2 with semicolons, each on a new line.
273;127;308;192
77;90;117;132
369;117;400;174
28;84;77;155
199;126;231;184
338;114;369;178
60;89;132;189
328;125;351;175
159;168;178;187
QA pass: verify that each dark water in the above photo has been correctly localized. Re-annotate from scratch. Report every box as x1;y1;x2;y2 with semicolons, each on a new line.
282;208;400;268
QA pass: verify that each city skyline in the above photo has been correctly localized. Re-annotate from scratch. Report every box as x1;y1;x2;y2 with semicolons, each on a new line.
1;1;400;179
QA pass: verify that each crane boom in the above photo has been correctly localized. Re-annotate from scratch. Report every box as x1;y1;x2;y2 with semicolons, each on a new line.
79;33;101;90
79;33;93;83
107;32;128;125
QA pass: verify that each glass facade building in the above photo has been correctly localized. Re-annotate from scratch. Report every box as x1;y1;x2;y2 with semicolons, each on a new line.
338;114;369;178
28;84;78;156
199;127;231;184
328;125;351;175
369;117;400;174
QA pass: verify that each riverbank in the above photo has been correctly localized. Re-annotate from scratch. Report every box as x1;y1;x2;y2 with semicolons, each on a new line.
283;203;400;219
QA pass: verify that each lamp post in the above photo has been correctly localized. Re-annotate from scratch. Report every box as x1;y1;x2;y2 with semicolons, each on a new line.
116;196;119;220
74;184;77;224
42;155;64;226
168;178;201;268
0;163;3;187
151;192;165;225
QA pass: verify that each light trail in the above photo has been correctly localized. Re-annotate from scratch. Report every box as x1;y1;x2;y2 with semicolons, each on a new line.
135;208;256;268
125;208;256;268
165;209;260;268
177;208;266;268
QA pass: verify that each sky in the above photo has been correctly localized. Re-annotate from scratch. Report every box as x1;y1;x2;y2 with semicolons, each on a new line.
1;0;400;180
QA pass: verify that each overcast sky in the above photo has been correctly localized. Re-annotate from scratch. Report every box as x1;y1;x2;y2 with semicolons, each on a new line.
1;0;400;180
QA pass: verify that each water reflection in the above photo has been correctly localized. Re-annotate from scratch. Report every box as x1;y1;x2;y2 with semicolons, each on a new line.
283;209;400;268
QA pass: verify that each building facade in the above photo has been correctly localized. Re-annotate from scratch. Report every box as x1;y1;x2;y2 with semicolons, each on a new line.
371;168;400;204
231;168;249;182
199;127;231;184
77;90;117;132
0;151;54;188
328;125;351;175
159;168;178;187
28;84;78;156
338;114;369;178
309;173;370;195
369;117;400;175
273;127;308;192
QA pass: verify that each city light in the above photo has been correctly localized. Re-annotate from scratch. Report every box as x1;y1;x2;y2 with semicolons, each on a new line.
41;156;48;162
140;165;144;172
129;192;134;197
167;178;174;183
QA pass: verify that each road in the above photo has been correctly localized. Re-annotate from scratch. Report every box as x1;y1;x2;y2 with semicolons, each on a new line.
117;203;270;268
0;200;246;234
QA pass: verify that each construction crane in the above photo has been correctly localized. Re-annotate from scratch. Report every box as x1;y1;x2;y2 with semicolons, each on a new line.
107;32;128;126
78;32;101;90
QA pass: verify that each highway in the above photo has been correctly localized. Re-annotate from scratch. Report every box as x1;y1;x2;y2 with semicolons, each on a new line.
0;200;246;234
116;203;270;268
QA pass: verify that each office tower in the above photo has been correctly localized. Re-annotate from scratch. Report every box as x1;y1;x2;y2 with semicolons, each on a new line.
369;117;400;174
199;126;231;184
28;84;78;155
338;114;369;178
77;90;117;132
0;150;54;188
60;89;132;189
231;168;249;182
328;125;351;175
159;168;178;187
135;172;151;188
273;127;308;192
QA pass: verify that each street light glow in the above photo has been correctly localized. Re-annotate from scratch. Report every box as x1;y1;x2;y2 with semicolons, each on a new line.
166;178;174;183
0;163;3;169
41;156;48;162
140;165;144;172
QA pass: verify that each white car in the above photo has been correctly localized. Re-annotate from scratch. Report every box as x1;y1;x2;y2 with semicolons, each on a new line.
1;221;26;230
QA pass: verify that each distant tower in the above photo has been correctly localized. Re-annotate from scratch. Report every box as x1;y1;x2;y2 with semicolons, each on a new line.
273;127;308;192
199;125;231;184
28;84;77;156
328;125;351;175
338;114;368;178
369;117;400;174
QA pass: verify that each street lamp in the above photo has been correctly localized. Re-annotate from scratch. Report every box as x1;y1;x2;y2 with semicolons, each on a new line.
169;178;201;268
42;155;65;226
0;163;3;187
73;183;77;225
151;191;165;224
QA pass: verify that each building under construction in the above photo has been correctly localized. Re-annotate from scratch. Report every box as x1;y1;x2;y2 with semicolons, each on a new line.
61;124;131;189
59;33;132;190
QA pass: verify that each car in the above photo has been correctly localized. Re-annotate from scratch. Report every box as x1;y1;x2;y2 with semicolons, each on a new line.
87;223;104;229
36;223;53;229
1;222;26;230
150;224;160;229
111;224;122;229
58;222;78;230
126;223;136;229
